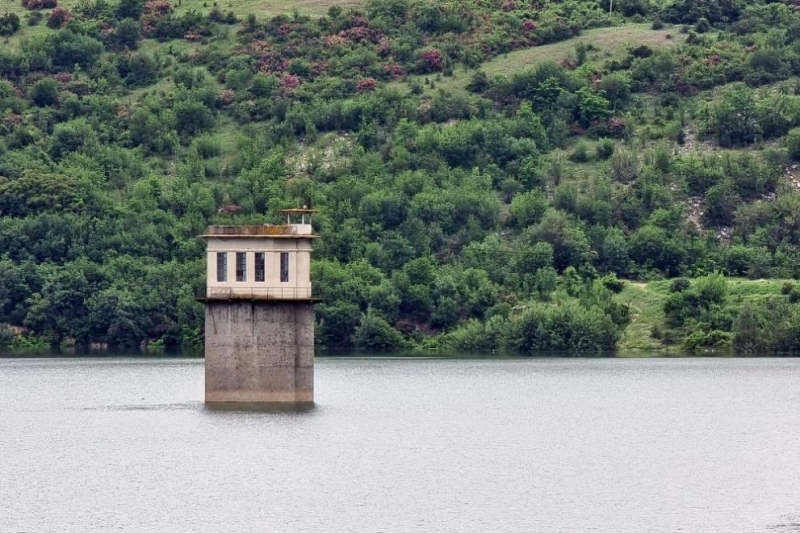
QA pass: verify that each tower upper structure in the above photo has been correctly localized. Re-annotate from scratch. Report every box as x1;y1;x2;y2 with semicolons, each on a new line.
201;208;317;301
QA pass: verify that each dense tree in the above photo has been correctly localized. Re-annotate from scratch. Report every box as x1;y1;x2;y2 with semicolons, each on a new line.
0;0;799;353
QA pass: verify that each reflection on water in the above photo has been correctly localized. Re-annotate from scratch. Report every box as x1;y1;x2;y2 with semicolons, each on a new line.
1;356;800;533
202;402;317;413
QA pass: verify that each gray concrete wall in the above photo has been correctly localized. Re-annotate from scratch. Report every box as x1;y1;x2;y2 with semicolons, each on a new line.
204;301;314;404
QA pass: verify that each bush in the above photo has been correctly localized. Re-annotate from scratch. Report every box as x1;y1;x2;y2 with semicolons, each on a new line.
706;83;759;147
26;11;42;25
601;275;625;293
193;135;220;158
29;78;59;107
353;310;406;351
46;7;70;28
50;31;104;69
569;142;591;163
466;71;490;93
449;316;507;352
21;0;57;9
0;12;21;36
694;18;710;33
670;278;691;293
786;128;800;160
0;324;15;347
506;300;621;353
116;0;144;19
651;19;664;30
595;138;615;160
174;99;214;136
789;288;800;304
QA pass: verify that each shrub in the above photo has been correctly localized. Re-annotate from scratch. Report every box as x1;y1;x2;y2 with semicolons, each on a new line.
569;142;591;163
27;11;42;25
670;278;691;293
595;138;614;160
651;19;664;30
417;48;444;73
786;127;800;160
629;45;653;59
353;310;406;350
694;17;710;33
114;18;142;50
466;71;489;93
208;6;223;22
355;78;378;93
193;135;220;158
50;31;104;69
0;12;21;36
790;288;800;304
706;83;760;147
174;99;214;135
601;275;625;293
449;316;508;352
609;149;639;182
650;323;663;339
46;7;70;28
0;324;15;347
506;300;621;353
29;78;59;107
116;0;144;19
21;0;57;9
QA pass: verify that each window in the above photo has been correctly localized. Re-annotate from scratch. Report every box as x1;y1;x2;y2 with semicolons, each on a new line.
216;252;227;282
255;253;265;282
280;252;289;283
236;252;247;282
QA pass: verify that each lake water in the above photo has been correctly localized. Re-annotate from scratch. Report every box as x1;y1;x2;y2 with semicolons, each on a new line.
2;356;800;532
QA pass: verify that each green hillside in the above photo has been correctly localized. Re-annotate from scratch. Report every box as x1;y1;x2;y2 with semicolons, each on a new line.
3;0;800;354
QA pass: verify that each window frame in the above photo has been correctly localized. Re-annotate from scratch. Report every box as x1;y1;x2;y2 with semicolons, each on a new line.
255;252;265;282
216;252;227;282
236;252;247;282
280;252;289;283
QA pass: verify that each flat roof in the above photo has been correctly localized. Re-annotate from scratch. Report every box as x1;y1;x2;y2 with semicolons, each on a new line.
199;234;319;239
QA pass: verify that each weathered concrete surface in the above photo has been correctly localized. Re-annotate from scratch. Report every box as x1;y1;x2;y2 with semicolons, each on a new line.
204;301;314;404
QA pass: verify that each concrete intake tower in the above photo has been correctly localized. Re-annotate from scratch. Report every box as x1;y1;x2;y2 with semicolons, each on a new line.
200;209;317;405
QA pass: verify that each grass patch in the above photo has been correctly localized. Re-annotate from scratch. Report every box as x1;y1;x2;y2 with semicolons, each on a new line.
481;24;685;77
616;281;668;352
389;24;686;98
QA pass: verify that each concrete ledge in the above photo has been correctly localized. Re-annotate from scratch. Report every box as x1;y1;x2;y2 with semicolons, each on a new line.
197;296;321;303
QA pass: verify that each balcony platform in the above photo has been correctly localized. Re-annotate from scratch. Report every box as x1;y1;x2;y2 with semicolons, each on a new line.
197;287;319;303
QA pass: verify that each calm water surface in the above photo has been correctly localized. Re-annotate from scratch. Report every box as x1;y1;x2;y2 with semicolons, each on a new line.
2;357;800;532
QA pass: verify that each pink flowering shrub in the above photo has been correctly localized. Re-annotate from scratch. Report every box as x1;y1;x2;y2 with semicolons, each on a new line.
418;48;444;72
280;74;300;90
46;7;70;28
356;78;378;93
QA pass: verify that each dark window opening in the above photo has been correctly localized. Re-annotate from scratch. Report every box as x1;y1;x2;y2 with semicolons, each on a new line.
255;252;265;282
280;252;289;283
236;252;246;282
216;252;227;282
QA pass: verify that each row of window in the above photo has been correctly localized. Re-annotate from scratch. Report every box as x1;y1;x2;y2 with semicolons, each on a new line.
216;252;290;283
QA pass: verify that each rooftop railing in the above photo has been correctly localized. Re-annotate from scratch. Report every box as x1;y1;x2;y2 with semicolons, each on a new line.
206;225;298;236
